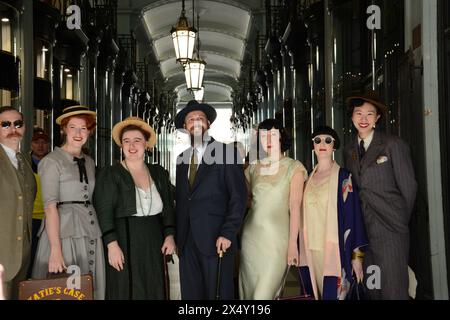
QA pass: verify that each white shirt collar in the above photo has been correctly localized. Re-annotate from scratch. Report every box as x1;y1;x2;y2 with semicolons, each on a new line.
358;130;375;150
0;143;18;169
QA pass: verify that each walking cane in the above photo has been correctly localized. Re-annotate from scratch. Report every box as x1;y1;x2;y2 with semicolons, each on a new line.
215;251;224;300
163;254;171;300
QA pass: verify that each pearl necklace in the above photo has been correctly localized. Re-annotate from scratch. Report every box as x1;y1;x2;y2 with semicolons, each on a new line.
123;160;153;216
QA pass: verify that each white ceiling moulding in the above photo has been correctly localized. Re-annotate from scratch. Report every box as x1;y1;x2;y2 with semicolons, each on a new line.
154;36;244;62
142;0;252;39
175;81;233;103
166;72;237;90
141;0;253;90
163;60;239;80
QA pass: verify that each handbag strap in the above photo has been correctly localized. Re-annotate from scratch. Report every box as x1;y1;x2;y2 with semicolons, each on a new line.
274;265;291;299
274;265;310;299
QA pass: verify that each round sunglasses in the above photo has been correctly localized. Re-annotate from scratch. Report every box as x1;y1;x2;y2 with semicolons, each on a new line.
312;136;334;145
1;120;24;129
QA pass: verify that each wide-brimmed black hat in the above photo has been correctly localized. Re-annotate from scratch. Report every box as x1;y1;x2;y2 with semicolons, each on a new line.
311;125;341;150
346;89;388;116
175;100;217;129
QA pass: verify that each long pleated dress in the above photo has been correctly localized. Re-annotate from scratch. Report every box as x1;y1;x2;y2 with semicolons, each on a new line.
239;157;307;299
32;147;106;300
93;163;175;300
303;177;330;299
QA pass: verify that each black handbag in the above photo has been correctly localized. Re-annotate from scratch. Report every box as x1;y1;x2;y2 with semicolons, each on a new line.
274;266;314;300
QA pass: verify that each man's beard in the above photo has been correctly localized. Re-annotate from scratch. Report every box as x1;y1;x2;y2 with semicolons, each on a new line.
190;126;207;145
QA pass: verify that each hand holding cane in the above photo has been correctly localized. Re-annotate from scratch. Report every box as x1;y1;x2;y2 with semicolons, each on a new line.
163;253;170;300
215;251;224;300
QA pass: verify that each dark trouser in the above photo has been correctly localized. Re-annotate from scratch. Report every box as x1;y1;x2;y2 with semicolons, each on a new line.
179;230;234;300
364;227;410;300
27;218;43;279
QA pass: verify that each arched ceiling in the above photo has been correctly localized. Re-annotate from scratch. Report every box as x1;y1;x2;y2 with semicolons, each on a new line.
175;80;233;102
138;0;258;103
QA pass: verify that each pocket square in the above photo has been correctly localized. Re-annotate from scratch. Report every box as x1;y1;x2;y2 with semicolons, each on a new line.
377;156;388;164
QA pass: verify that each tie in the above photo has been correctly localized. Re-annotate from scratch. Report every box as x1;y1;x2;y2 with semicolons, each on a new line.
359;140;366;160
189;149;198;187
16;152;25;179
74;157;89;184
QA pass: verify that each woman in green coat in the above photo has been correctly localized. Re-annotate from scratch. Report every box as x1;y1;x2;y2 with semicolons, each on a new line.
93;117;176;300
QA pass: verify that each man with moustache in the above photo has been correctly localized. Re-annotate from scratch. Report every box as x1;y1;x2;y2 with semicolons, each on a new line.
0;107;36;299
175;100;247;299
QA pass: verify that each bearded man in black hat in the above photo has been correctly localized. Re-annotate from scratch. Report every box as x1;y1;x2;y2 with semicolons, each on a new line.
175;100;247;299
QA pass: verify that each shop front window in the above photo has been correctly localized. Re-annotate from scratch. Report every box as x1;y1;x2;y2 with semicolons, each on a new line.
305;1;325;167
35;40;51;80
0;2;20;108
330;0;367;157
329;0;404;149
60;65;80;101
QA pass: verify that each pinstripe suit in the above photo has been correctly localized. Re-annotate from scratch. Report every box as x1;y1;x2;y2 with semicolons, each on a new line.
344;130;417;300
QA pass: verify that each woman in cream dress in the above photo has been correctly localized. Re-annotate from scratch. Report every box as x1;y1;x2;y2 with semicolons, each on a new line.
239;119;307;300
299;126;367;300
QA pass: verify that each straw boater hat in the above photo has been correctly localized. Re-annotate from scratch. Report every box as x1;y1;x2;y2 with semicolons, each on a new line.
55;105;97;125
345;89;388;116
112;116;157;149
175;100;217;129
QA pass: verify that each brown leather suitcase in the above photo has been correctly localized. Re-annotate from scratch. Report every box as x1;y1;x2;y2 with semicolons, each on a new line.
18;273;94;300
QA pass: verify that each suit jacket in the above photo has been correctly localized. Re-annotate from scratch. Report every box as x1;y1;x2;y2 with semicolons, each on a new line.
94;163;175;245
344;131;417;234
0;145;36;281
175;138;247;256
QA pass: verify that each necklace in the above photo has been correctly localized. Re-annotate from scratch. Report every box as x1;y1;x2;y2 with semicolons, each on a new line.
123;160;153;216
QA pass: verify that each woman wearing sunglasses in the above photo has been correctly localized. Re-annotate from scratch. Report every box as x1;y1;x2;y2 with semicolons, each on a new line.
298;126;368;300
239;119;308;299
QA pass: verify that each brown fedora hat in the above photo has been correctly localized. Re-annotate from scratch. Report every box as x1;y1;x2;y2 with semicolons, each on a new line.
346;90;388;116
